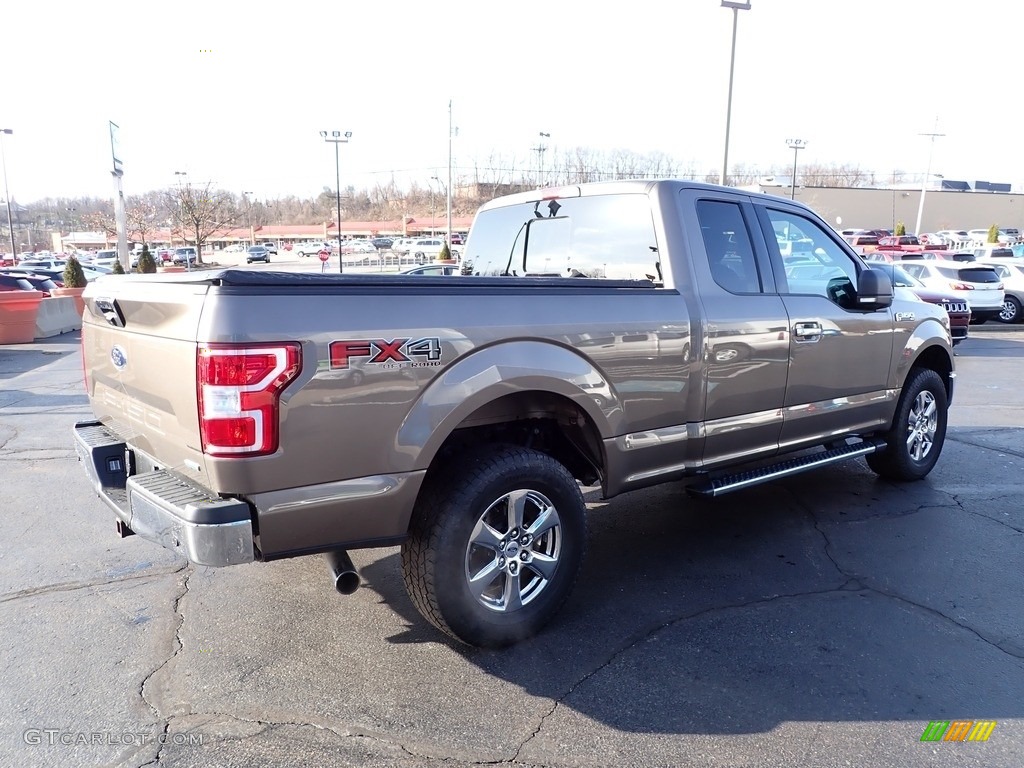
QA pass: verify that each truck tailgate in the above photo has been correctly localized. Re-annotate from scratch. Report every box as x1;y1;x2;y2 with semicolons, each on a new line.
83;277;211;475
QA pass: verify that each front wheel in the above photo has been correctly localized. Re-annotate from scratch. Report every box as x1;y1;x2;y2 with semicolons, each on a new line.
401;446;587;648
866;367;948;481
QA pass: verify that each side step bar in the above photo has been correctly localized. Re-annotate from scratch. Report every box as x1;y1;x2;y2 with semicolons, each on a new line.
687;440;883;498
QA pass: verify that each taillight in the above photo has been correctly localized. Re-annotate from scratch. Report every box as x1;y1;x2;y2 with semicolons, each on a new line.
950;282;974;290
197;343;301;457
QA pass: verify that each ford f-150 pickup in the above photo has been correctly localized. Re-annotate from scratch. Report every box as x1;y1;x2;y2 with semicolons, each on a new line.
73;180;955;647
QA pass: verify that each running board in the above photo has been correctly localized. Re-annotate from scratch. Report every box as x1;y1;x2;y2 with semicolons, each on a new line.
687;441;882;498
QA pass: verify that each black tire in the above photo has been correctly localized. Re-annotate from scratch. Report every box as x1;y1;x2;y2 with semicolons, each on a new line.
998;296;1021;324
866;367;948;481
401;446;587;648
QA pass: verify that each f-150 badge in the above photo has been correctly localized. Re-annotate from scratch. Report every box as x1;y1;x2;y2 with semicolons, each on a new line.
894;312;916;322
329;337;443;369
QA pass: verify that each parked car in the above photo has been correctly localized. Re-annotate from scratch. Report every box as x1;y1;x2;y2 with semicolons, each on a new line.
260;242;278;255
0;273;42;292
371;237;394;250
92;250;120;267
878;235;920;248
172;247;198;265
935;230;970;249
16;257;67;271
449;233;466;246
246;246;271;264
975;259;1024;323
967;229;991;245
340;240;376;254
407;238;459;260
391;237;417;255
998;228;1022;244
896;261;1004;323
295;242;333;258
400;263;461;276
0;270;60;295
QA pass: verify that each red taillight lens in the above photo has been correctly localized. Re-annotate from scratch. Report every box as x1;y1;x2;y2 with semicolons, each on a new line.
950;282;973;290
197;343;301;457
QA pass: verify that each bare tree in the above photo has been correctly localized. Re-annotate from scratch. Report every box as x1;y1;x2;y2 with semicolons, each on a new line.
168;182;240;264
125;197;159;244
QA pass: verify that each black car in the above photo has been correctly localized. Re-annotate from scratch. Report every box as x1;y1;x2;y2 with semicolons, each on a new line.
372;237;394;250
246;246;271;264
0;271;60;294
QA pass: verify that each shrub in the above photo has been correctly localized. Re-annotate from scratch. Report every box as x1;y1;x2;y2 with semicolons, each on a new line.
437;242;452;262
62;255;88;288
988;224;999;243
894;221;906;236
111;259;126;275
136;245;158;273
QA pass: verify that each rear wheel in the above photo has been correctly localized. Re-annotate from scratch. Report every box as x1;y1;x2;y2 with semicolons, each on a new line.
999;296;1021;324
866;367;947;481
401;446;586;648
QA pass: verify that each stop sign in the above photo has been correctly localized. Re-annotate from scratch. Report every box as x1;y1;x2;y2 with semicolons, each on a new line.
318;250;330;262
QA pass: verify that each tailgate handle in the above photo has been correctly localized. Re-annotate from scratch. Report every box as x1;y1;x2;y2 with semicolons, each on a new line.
94;297;126;328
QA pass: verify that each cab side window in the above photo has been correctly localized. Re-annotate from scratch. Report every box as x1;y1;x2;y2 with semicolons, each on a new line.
765;210;859;306
696;200;761;293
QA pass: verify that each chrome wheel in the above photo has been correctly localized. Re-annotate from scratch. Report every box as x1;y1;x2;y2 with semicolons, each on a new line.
465;489;561;613
999;297;1020;323
905;390;937;462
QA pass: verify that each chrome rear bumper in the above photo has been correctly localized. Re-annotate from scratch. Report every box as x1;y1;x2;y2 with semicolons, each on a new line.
73;420;255;567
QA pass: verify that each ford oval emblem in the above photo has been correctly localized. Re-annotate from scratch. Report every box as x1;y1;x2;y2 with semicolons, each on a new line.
111;345;128;370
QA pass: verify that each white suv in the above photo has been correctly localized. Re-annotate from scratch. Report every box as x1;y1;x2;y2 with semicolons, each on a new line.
407;238;459;260
896;260;1004;323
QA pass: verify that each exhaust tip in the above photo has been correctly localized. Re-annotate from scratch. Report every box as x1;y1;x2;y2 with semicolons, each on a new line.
325;549;360;595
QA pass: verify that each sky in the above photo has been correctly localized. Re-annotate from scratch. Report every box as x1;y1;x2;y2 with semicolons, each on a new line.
2;0;1021;205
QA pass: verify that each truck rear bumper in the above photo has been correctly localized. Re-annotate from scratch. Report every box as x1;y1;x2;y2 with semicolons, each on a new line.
73;420;255;567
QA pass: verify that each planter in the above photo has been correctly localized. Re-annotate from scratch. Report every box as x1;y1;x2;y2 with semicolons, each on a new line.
158;266;186;273
50;286;86;317
434;259;458;265
0;290;46;344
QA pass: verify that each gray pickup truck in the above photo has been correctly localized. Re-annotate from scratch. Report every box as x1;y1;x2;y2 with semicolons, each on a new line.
74;180;955;647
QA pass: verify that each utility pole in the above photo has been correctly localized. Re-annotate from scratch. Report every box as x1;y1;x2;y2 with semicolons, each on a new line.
447;100;457;253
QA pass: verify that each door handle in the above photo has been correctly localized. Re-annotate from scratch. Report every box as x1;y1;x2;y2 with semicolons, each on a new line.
794;321;822;341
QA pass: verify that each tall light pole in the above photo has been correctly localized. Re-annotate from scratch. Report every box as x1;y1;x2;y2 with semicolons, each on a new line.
719;1;751;187
321;130;352;273
242;190;254;246
174;170;188;262
914;122;944;237
0;128;15;259
532;131;550;187
430;175;441;232
447;101;457;253
786;138;807;200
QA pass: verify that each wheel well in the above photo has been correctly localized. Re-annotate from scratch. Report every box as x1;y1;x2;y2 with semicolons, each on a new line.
910;345;953;400
426;391;605;488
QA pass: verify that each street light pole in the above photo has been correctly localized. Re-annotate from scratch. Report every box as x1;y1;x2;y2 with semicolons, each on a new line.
242;190;254;246
719;1;751;187
786;138;807;200
174;171;188;269
447;101;457;254
321;130;352;273
914;123;944;237
0;128;15;259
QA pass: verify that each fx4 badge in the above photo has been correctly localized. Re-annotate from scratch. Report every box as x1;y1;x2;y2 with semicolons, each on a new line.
329;338;443;370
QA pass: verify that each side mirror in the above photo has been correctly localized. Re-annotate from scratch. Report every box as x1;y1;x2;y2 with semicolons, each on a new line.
857;268;893;310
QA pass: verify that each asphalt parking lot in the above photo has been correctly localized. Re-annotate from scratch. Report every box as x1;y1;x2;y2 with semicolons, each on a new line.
1;326;1022;768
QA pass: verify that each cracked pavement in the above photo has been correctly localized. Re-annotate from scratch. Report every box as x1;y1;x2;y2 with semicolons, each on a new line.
1;328;1022;768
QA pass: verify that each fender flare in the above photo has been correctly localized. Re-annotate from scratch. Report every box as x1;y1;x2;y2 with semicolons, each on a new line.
395;340;622;470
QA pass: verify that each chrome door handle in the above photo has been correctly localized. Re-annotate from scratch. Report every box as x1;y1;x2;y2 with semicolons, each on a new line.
794;321;822;341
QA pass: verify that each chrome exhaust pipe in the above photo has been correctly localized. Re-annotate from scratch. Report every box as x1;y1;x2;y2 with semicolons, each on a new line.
326;549;360;595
